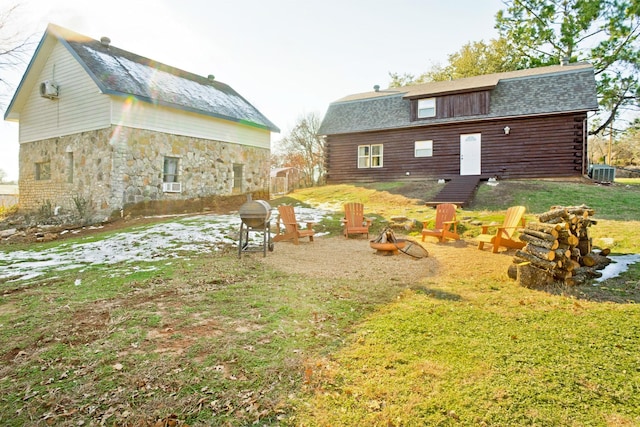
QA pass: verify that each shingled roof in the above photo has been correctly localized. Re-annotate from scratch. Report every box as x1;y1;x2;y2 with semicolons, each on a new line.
319;63;598;135
5;24;279;132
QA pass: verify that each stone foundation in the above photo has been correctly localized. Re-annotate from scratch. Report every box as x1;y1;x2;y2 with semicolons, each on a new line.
18;126;270;220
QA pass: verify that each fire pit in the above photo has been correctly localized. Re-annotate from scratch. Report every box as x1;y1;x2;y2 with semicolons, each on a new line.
370;227;407;256
370;239;406;256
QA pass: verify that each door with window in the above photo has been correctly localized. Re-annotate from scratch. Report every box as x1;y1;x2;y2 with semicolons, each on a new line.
460;133;481;175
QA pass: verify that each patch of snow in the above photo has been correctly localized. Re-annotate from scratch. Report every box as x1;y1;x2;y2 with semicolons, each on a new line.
0;208;330;282
594;254;640;283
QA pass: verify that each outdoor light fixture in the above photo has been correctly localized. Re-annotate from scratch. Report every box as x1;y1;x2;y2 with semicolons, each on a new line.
503;126;511;135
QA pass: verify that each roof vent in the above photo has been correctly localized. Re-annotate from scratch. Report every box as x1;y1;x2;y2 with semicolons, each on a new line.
208;74;215;82
100;36;111;47
373;85;380;92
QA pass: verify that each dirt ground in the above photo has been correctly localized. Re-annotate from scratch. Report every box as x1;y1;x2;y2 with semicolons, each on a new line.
257;233;513;285
2;180;631;302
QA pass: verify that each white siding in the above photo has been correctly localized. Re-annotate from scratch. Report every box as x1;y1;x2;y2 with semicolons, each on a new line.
17;40;271;149
110;98;271;149
19;42;111;143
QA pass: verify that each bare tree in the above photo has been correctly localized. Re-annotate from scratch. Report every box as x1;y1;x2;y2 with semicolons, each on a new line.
0;3;33;107
276;112;325;187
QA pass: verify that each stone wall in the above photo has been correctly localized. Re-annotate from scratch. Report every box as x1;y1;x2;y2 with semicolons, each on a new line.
19;129;114;217
18;126;270;219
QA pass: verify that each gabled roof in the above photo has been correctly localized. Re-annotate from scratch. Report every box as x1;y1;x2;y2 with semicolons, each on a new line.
5;24;279;132
319;63;599;135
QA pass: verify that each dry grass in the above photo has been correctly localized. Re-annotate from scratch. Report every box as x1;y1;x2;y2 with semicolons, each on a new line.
1;180;640;426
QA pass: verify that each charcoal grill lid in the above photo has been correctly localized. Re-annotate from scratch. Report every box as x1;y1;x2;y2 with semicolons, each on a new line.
239;196;271;227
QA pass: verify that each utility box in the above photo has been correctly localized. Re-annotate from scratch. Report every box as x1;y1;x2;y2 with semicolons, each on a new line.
588;164;616;183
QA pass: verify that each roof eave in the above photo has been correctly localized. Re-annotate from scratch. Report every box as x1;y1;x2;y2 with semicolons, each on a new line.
3;27;57;121
403;84;497;100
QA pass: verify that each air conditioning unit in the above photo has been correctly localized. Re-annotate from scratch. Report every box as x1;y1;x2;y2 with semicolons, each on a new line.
39;80;59;99
162;182;182;193
589;165;616;183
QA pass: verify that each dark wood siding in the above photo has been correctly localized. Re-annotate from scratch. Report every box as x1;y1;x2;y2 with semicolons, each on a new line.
410;91;490;121
325;113;587;183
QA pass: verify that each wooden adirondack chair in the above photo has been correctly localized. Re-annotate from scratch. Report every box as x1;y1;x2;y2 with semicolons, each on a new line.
476;205;527;253
421;203;460;242
341;202;372;238
273;205;315;245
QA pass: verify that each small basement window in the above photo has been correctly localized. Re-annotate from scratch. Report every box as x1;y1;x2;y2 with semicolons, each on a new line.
358;144;383;168
415;140;433;157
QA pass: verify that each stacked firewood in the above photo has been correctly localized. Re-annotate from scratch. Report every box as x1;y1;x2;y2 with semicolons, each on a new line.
508;204;611;288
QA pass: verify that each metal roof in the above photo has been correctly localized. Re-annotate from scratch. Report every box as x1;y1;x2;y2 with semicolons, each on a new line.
5;24;279;133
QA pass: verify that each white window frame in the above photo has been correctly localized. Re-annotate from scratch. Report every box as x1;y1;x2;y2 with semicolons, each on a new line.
417;98;436;118
358;145;370;168
415;140;433;157
358;144;383;168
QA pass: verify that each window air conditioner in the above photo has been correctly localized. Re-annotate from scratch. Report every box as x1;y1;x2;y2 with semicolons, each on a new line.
162;182;182;193
39;80;59;99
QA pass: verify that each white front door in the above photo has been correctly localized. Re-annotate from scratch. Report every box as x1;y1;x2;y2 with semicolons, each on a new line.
460;133;481;175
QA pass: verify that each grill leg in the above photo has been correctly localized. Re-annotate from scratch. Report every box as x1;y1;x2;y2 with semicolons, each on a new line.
238;222;245;258
239;221;272;258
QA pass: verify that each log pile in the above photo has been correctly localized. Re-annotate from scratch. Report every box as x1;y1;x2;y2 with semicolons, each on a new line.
508;205;611;288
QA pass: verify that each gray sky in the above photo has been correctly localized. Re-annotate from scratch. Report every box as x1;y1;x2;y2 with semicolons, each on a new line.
1;0;503;181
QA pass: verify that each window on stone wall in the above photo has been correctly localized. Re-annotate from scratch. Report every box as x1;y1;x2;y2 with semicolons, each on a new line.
96;158;103;181
163;157;182;193
66;152;74;183
163;157;180;183
233;164;243;192
36;161;51;180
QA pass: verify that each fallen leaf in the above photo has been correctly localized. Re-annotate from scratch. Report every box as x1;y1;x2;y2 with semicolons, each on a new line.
304;366;313;384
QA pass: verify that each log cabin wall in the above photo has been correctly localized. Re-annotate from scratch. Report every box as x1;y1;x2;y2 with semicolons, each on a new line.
325;112;587;184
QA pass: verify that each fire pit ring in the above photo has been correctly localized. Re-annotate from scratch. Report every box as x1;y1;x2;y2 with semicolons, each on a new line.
370;239;406;256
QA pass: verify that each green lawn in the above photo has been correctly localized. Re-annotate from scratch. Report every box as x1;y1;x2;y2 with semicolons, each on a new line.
1;179;639;426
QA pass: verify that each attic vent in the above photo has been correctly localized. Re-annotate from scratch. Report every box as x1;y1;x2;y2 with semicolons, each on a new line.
208;74;215;82
374;85;380;92
39;80;59;99
100;36;111;47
